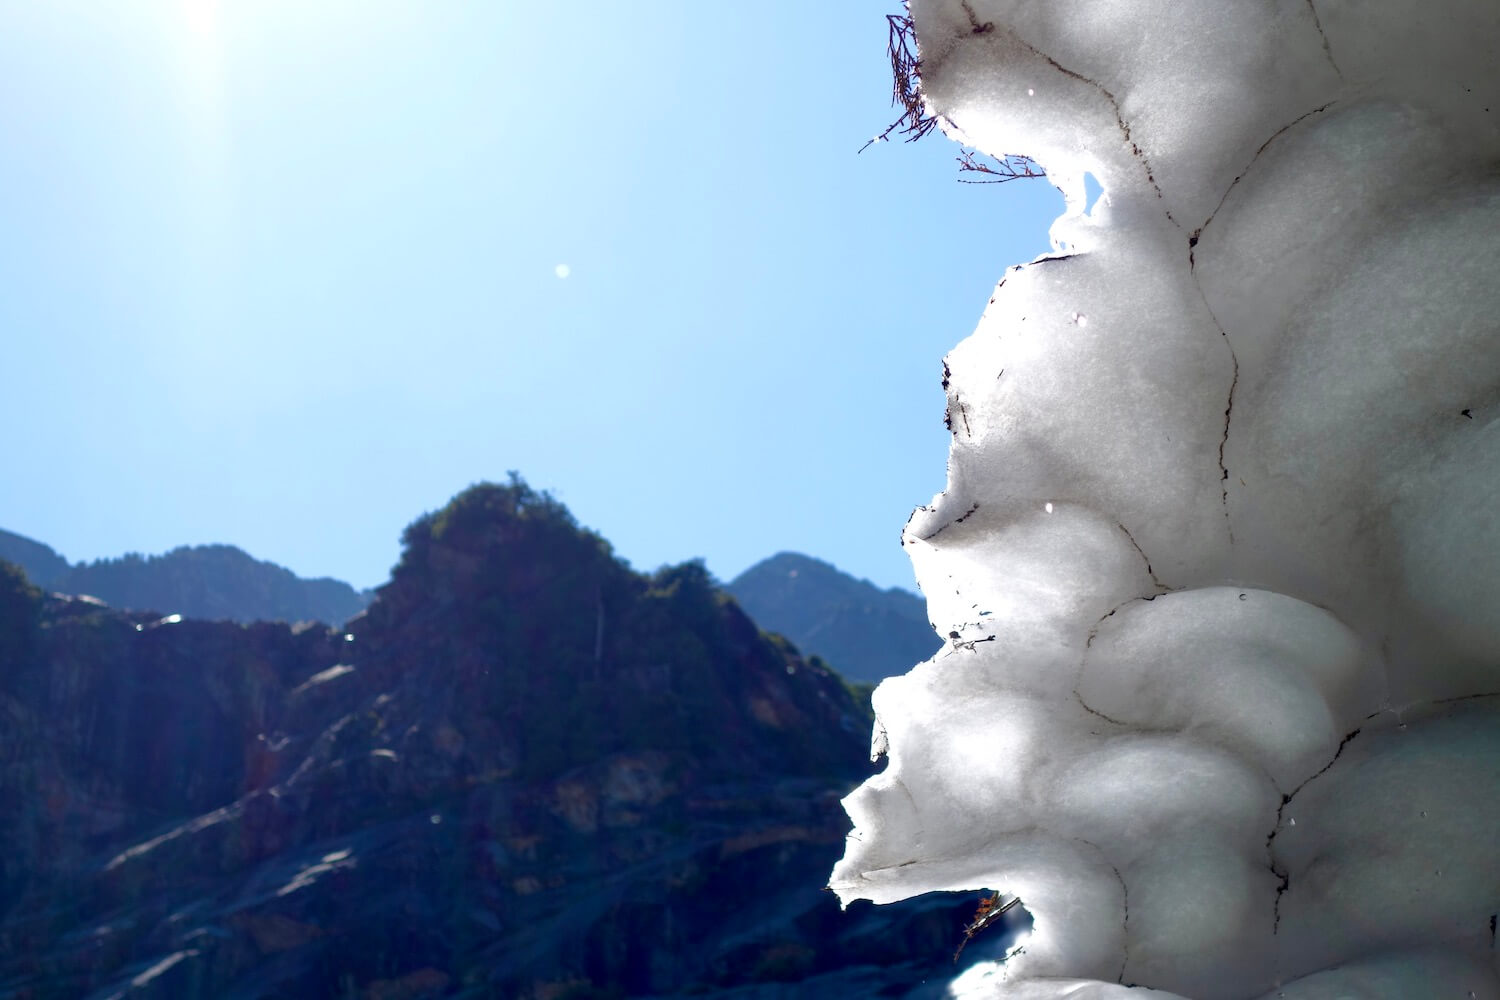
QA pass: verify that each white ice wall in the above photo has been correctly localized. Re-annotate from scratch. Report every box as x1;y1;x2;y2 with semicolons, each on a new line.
831;1;1500;996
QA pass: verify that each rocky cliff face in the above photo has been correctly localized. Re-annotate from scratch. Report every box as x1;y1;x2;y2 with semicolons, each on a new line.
0;484;1007;999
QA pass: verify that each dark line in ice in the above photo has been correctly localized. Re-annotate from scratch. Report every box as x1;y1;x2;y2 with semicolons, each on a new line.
1115;521;1167;592
1073;839;1130;983
1073;690;1130;728
1183;95;1336;554
1083;592;1162;651
1114;858;1130;984
915;501;980;543
1184;251;1240;541
997;31;1177;226
958;0;995;35
1304;0;1344;79
1195;102;1338;249
1219;347;1239;515
1433;691;1500;705
1284;727;1363;805
1271;863;1291;934
1269;725;1366;930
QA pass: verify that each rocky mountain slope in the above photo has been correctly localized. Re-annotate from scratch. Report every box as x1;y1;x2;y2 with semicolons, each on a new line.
0;482;1017;999
0;528;369;625
728;553;941;683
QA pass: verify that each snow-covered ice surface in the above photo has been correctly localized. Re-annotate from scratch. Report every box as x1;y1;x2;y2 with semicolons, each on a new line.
830;1;1500;997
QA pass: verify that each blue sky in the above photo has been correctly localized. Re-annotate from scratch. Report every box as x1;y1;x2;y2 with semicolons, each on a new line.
0;1;1061;593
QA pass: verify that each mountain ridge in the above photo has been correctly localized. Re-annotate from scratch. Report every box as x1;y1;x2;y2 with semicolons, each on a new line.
2;528;940;684
0;479;1016;997
0;528;370;625
728;551;942;683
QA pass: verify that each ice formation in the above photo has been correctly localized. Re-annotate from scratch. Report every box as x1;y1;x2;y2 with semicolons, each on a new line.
831;1;1500;996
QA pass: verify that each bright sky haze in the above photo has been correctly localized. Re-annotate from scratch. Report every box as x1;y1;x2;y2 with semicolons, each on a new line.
0;1;1061;593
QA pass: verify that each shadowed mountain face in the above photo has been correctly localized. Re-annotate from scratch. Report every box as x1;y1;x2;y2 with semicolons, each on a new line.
0;482;1012;999
0;529;69;590
728;553;942;683
0;529;369;625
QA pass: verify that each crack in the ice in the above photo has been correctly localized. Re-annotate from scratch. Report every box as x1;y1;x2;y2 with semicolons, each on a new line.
1084;593;1162;650
1075;594;1170;729
1183;101;1336;551
1219;345;1239;515
915;501;979;543
1268;725;1366;931
1282;727;1363;813
1112;860;1130;984
1084;607;1122;651
1270;863;1291;934
1073;689;1130;728
958;0;995;35
1304;0;1343;79
1194;102;1338;255
1184;241;1240;540
1074;838;1131;983
1432;691;1500;705
991;30;1175;225
1114;521;1167;592
1188;101;1325;526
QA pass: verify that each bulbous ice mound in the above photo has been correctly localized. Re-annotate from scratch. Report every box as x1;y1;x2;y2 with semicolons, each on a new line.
830;1;1500;997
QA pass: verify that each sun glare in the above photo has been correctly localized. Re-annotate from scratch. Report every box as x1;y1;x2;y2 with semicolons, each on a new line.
173;0;226;118
181;0;220;39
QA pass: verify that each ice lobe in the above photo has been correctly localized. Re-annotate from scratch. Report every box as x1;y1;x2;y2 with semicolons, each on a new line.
831;0;1500;997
